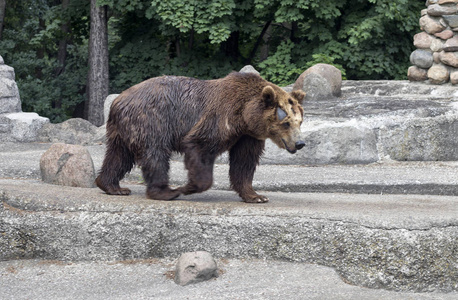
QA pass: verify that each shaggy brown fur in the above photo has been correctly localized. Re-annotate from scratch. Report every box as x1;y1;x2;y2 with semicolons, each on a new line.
96;72;305;203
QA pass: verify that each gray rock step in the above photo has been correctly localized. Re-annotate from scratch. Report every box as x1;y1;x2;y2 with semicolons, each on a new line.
263;81;458;165
1;259;456;299
1;179;457;293
3;142;458;196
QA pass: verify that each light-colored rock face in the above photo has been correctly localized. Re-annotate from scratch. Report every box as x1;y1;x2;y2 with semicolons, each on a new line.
40;143;96;188
239;65;260;75
0;55;51;142
0;56;21;114
292;63;342;101
103;94;119;124
0;112;49;142
174;251;218;286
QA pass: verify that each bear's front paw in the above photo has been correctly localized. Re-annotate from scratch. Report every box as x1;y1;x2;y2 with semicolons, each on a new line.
243;194;269;204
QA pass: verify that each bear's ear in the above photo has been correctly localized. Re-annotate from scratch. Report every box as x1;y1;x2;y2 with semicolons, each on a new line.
262;86;277;107
291;90;306;105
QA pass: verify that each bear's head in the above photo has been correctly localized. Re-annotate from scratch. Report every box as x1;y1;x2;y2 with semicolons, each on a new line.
245;85;306;154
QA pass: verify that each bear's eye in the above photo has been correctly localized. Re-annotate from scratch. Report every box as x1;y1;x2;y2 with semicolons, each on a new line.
283;122;290;129
288;99;294;105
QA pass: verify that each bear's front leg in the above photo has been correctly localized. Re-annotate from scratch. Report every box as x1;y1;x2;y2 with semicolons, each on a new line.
229;136;268;203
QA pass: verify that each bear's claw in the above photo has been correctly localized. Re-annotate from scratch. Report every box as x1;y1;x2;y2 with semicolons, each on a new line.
243;195;269;203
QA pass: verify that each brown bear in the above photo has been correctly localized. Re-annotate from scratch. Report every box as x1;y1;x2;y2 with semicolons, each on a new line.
96;72;305;203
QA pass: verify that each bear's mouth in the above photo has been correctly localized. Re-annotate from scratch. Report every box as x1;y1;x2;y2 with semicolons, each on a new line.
282;139;297;154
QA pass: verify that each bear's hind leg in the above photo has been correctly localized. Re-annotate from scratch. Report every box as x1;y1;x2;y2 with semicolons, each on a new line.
179;148;215;195
141;151;180;200
96;137;134;195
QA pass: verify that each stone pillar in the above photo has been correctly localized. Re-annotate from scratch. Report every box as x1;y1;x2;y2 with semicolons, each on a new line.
0;55;49;142
408;0;458;84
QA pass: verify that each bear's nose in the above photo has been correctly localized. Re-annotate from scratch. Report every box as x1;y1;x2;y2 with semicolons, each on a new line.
295;141;305;150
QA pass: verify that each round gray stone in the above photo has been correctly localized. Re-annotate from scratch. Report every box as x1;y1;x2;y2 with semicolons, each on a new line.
410;49;434;69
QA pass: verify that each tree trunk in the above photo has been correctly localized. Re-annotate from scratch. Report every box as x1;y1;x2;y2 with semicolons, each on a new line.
55;0;69;77
86;0;109;126
53;0;70;110
0;0;5;40
246;20;272;65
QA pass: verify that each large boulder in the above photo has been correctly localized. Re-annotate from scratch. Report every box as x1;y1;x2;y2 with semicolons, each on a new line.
0;55;21;115
38;118;105;145
0;112;49;142
40;143;96;188
292;63;342;101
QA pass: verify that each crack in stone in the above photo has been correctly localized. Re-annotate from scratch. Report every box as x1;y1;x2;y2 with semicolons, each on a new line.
56;152;73;175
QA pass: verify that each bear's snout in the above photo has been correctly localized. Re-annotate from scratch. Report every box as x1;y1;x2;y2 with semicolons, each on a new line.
295;140;305;150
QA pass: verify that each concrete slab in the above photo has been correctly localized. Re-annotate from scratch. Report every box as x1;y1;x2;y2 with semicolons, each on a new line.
1;179;457;292
1;259;456;300
2;142;458;196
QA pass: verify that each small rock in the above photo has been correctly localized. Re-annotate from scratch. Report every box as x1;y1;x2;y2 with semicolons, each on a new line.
433;51;441;63
434;29;454;40
40;143;95;188
414;32;434;49
438;0;458;4
292;63;342;100
104;94;120;124
428;64;450;84
420;15;446;34
410;49;434;69
408;66;428;81
439;51;458;67
430;37;445;52
427;4;458;16
239;65;260;75
174;251;218;286
443;15;458;27
450;69;458;84
443;36;458;52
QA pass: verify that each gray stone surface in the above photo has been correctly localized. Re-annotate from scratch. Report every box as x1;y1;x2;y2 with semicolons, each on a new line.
104;94;119;124
443;14;458;27
175;251;218;286
39;143;96;188
263;80;458;164
0;112;50;142
410;49;434;68
239;65;260;75
7;142;458;196
0;62;21;115
38;118;104;145
1;179;457;292
0;57;49;141
2;259;456;300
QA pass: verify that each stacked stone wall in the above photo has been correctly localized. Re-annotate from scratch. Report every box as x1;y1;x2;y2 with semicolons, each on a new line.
408;0;458;84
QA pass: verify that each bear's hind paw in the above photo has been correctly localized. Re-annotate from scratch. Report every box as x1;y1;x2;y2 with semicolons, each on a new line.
105;187;131;195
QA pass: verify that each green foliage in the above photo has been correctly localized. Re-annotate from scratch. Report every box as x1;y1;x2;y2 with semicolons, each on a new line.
259;40;302;86
1;0;89;122
1;0;425;122
148;0;235;44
